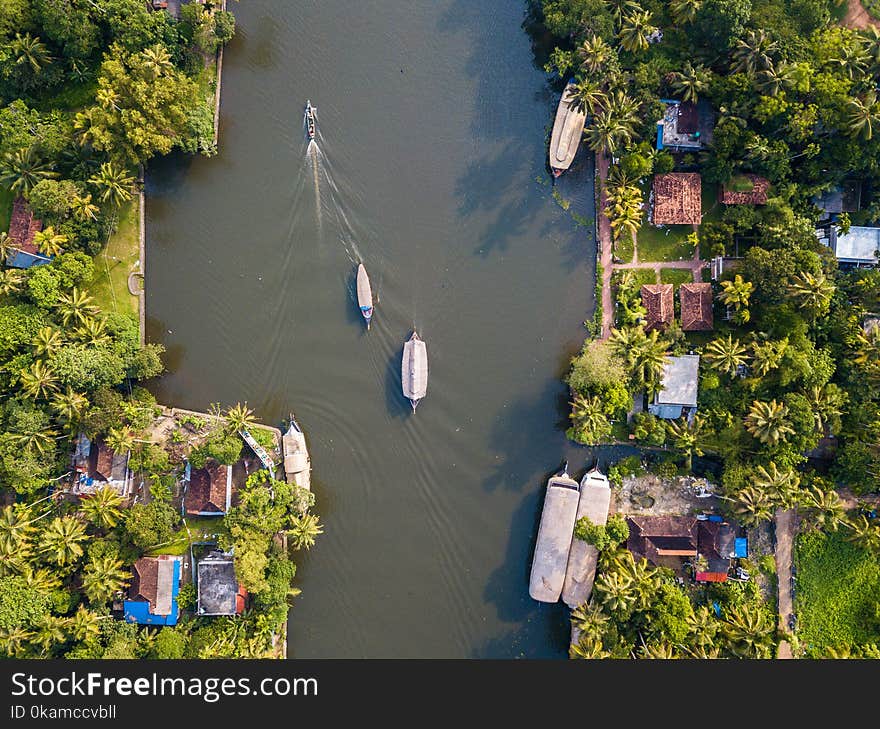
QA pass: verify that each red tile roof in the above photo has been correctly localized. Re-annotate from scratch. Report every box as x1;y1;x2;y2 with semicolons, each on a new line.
720;174;770;205
7;197;43;254
88;440;116;481
680;282;714;331
695;571;728;582
185;461;229;514
652;173;702;226
641;284;674;331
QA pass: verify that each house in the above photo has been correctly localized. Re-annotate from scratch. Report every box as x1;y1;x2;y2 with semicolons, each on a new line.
196;550;247;616
123;556;181;626
626;515;739;580
70;433;132;497
826;226;880;266
5;197;49;269
183;460;232;516
652;172;702;226
648;354;699;420
813;180;861;221
641;283;674;331
720;174;769;206
655;99;714;152
680;282;713;331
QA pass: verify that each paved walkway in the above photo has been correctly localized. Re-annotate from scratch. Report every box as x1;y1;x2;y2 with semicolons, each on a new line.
774;508;797;658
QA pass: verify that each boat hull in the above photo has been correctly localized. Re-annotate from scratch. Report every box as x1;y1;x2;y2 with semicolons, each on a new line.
356;264;373;329
401;332;428;410
548;80;586;176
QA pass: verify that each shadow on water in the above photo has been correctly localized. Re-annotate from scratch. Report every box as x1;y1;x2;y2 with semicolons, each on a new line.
384;342;410;419
243;14;279;70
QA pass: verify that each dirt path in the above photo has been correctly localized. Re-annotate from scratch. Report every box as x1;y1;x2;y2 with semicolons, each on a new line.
774;508;797;658
842;0;877;29
597;152;614;340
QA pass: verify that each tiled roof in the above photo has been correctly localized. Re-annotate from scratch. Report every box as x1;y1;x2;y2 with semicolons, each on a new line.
720;174;770;205
680;282;713;331
185;461;229;515
129;556;176;616
6;197;42;254
652;173;702;226
641;283;674;331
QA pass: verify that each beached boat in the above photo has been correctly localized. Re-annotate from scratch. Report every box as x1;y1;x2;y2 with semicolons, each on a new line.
529;463;581;603
561;465;611;609
356;263;373;329
282;412;311;491
305;100;316;140
401;331;428;412
548;80;586;178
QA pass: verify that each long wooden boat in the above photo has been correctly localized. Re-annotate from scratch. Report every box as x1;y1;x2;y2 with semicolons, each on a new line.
562;465;611;609
282;412;311;491
356;263;373;329
305;100;316;140
529;462;581;603
548;80;586;178
401;331;428;412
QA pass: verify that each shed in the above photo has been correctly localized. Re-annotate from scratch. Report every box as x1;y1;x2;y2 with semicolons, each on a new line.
695;571;728;582
197;551;246;616
828;226;880;266
4;197;49;270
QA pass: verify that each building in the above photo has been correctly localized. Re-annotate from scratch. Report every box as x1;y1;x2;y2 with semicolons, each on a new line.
826;226;880;266
813;180;861;221
655;99;714;152
70;433;132;497
183;460;232;516
124;556;181;626
652;172;702;226
641;283;674;331
5;197;49;269
196;551;247;616
649;354;699;420
720;174;769;206
680;282;713;331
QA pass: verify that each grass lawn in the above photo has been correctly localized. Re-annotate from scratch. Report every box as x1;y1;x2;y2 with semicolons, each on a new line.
660;268;694;286
795;529;880;655
614;268;657;288
614;233;635;263
87;199;140;319
0;185;14;233
636;223;696;262
145;515;228;557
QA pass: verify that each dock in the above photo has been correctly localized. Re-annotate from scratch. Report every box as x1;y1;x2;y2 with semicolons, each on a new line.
239;428;276;479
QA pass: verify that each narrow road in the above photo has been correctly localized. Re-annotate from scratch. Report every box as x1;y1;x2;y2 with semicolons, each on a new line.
597;152;614;340
774;508;796;659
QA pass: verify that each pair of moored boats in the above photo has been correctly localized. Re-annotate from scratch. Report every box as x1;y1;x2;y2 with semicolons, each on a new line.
529;462;611;608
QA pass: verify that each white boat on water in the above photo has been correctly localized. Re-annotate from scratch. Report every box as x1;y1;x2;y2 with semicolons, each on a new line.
282;412;311;491
548;80;586;178
356;263;373;329
305;100;316;140
529;463;581;603
401;331;428;412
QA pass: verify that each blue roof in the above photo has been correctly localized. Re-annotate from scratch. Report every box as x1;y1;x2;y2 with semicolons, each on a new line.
734;537;748;558
656;122;664;150
123;558;181;626
6;250;51;269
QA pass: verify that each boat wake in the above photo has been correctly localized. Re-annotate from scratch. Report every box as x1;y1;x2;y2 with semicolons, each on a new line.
306;140;323;235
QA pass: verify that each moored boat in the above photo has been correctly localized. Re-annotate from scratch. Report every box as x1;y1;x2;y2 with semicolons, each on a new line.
529;462;581;603
356;263;373;329
401;331;428;412
548;80;586;178
282;412;311;491
305;100;316;140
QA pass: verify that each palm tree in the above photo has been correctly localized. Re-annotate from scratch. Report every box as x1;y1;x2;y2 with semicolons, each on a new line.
671;62;710;103
750;336;787;377
638;640;678;659
0;626;33;657
754;462;799;508
0;269;25;297
685;605;719;648
731;30;778;76
88;162;134;209
569;393;609;443
39;516;87;567
32;226;67;257
570;76;607;116
56;287;99;326
666;416;703;472
569;632;610;659
287;513;323;550
80;486;125;530
68;604;103;643
805;384;845;436
847;92;880;141
51;388;89;430
81;554;129;604
32;326;64;358
10;32;52;74
733;486;774;526
0;505;35;553
140;44;173;79
618;10;656;53
788;271;835;315
670;0;702;24
19;360;59;400
74;316;109;346
593;571;637;617
570;601;610;638
71;193;99;222
611;326;669;393
718;274;753;322
32;614;67;656
104;427;134;455
744;399;793;446
576;34;613;76
832;41;869;81
0;231;11;261
800;485;845;532
703;334;749;377
225;402;258;433
0;146;58;195
584;109;631;156
757;63;794;96
845;514;880;552
722;604;775;658
20;565;62;592
10;420;57;456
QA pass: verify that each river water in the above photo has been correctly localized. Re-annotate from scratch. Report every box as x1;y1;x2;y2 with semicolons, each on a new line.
145;0;597;657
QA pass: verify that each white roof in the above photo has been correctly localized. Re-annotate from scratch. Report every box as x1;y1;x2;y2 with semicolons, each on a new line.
834;226;880;263
655;355;699;408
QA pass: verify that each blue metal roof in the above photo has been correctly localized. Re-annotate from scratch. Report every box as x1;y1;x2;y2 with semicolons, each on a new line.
6;250;51;269
123;558;181;626
655;122;664;150
734;537;748;558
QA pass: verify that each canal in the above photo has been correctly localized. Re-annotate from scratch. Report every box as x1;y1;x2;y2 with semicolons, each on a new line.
145;0;596;657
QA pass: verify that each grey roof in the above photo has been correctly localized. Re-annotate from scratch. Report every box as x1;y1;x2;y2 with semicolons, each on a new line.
654;355;699;408
529;473;580;603
153;558;176;616
197;552;239;616
562;470;611;609
831;226;880;264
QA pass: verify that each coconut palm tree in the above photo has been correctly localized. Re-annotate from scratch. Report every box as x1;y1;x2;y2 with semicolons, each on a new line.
141;44;173;79
570;76;607;116
576;34;613;76
32;226;67;258
847;92;880;141
19;360;59;400
671;62;710;103
0;505;35;553
718;274;753;323
750;336;787;378
606;89;640;127
788;271;835;316
594;571;637;617
584;109;631;156
832;41;869;81
754;462;799;508
10;420;57;456
722;604;775;658
32;326;64;358
757;62;794;96
88;162;134;209
0;146;58;195
0;231;11;261
10;32;52;74
569;393;611;444
570;601;610;638
74;316;109;346
855;325;880;370
39;516;87;567
800;485;845;532
733;485;774;526
0;625;33;657
104;427;134;455
670;0;702;24
638;640;678;659
610;326;669;393
80;486;125;530
287;513;323;551
618;10;656;53
731;30;778;76
33;614;68;656
81;554;129;604
51;388;89;430
686;605;719;648
845;514;880;552
20;564;62;592
56;287;98;326
71;193;99;222
744;399;793;446
569;632;610;659
703;334;749;377
666;416;704;472
805;383;846;436
68;604;104;642
0;268;25;297
225;402;258;433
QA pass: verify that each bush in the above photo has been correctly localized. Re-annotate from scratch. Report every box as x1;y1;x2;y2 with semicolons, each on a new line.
605;514;630;545
574;516;611;550
123;501;179;550
608;455;644;486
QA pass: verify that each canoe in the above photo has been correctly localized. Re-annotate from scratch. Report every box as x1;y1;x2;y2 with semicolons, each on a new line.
561;466;611;608
401;331;428;412
356;263;373;329
548;80;586;178
529;463;581;603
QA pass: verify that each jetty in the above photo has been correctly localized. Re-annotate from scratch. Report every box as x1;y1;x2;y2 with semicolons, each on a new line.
239;428;276;479
529;465;581;603
561;467;611;609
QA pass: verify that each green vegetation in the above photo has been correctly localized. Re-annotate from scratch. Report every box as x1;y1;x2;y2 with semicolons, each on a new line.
636;224;696;262
88;199;139;318
659;268;694;285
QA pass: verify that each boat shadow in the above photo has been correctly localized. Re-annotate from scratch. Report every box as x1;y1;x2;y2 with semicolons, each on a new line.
384;341;411;419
